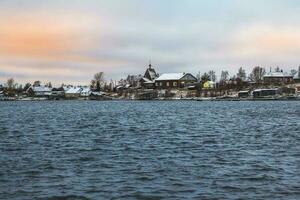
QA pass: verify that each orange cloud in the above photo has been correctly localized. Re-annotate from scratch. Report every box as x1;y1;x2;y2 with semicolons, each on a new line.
0;12;100;59
233;24;300;57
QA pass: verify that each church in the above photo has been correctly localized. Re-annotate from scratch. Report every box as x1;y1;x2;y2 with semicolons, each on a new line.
140;62;159;89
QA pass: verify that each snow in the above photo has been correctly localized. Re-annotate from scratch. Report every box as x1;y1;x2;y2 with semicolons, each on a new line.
149;70;157;80
264;72;293;78
31;86;52;92
63;86;70;91
81;87;91;93
156;73;185;81
91;91;106;96
145;67;158;80
65;87;82;94
143;78;155;84
253;88;278;92
239;90;249;93
142;77;150;82
80;87;91;97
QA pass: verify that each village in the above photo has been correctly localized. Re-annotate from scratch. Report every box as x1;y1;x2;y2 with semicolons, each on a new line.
1;64;300;101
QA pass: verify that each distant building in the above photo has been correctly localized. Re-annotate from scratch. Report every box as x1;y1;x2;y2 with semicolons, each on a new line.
80;87;91;97
26;86;52;97
65;87;82;98
238;91;250;98
155;73;197;89
140;63;159;89
263;71;293;84
296;85;300;93
294;66;300;83
252;89;279;98
51;87;65;96
203;81;215;89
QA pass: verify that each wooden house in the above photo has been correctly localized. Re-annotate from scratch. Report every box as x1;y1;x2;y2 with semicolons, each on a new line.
155;73;197;89
65;87;82;98
252;89;279;98
263;71;294;84
26;86;52;97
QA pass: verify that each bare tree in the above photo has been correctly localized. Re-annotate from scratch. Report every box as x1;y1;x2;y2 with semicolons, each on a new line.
6;78;17;96
208;70;216;82
237;67;246;81
220;70;229;83
6;78;15;89
249;66;266;83
92;72;105;91
90;80;96;90
196;71;201;82
94;72;104;83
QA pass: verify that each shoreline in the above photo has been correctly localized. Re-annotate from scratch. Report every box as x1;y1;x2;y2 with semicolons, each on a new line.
1;96;300;102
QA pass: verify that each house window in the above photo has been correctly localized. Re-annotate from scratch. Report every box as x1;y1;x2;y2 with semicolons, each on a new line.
155;82;158;86
160;82;163;86
166;82;169;87
173;82;177;87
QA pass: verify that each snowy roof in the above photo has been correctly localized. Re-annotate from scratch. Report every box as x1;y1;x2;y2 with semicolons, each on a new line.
156;73;186;81
144;65;158;81
142;77;154;84
253;88;278;92
63;86;71;91
29;86;52;92
264;72;293;78
142;77;150;82
125;84;131;88
238;90;250;93
81;87;91;93
148;69;157;80
116;85;124;89
91;91;106;96
65;87;82;94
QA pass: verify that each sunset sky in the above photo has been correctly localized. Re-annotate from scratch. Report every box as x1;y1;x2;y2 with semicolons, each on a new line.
1;0;300;85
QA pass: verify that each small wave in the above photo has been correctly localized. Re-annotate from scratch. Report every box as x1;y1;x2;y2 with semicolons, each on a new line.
41;195;90;200
136;176;156;181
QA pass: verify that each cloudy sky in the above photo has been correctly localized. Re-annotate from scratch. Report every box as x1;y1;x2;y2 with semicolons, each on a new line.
0;0;300;85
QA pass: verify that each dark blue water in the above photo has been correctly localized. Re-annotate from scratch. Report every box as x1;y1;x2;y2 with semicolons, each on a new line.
0;101;300;200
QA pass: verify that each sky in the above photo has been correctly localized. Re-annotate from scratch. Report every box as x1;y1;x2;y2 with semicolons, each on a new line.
0;0;300;85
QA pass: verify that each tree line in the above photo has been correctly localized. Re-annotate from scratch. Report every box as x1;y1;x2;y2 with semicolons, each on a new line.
196;66;298;84
1;65;299;96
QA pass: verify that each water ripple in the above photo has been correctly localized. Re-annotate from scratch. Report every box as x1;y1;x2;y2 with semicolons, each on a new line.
0;101;300;199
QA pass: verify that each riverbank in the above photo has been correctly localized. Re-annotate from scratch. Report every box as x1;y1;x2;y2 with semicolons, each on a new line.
1;95;300;101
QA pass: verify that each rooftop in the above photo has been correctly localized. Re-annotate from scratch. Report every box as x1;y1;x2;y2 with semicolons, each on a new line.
156;73;186;81
264;71;293;78
29;86;52;92
65;87;82;94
